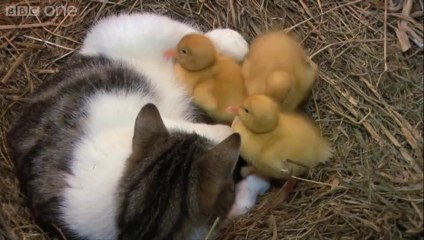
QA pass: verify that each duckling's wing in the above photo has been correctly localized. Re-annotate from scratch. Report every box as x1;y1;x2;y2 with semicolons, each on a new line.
265;70;293;105
193;81;218;110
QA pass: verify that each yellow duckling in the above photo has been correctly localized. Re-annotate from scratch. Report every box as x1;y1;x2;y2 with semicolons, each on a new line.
242;31;317;111
164;33;246;124
226;94;331;179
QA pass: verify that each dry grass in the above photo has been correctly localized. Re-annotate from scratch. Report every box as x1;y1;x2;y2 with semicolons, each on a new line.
1;1;423;239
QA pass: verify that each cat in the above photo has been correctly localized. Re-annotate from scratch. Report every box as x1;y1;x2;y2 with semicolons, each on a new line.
8;13;270;240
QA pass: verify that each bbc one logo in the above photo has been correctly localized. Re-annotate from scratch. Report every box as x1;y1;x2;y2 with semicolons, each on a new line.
5;5;78;17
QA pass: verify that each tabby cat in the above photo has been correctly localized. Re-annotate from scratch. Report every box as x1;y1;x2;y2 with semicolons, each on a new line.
8;13;269;240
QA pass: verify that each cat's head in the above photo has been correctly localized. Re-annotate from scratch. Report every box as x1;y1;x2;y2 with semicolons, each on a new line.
119;103;240;239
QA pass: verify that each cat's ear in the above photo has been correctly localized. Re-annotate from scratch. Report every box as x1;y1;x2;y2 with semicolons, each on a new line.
198;133;241;213
132;103;169;150
204;133;241;176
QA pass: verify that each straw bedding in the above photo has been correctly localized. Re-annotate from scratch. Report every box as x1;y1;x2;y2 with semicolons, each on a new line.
0;1;422;239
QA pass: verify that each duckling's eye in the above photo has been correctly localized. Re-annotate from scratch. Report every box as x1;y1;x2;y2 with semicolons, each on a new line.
180;49;187;55
244;108;249;113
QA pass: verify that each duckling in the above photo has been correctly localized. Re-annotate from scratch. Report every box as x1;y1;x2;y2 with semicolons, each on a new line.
226;94;331;179
164;33;246;124
242;31;317;111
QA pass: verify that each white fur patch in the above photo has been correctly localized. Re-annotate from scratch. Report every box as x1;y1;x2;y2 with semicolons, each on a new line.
62;93;145;239
205;28;249;61
80;13;199;62
228;175;270;218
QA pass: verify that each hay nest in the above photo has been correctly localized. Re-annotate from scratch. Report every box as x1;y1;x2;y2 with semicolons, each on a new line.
1;1;423;239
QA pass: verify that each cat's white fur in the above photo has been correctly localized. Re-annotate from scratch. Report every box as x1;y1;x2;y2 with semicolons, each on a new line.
228;175;270;217
62;13;268;239
204;29;249;62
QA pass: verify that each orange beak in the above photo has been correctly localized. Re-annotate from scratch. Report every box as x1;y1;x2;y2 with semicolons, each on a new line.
226;106;240;116
164;49;177;59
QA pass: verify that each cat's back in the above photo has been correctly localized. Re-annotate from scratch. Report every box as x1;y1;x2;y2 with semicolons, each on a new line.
7;54;158;237
80;13;198;59
8;55;150;163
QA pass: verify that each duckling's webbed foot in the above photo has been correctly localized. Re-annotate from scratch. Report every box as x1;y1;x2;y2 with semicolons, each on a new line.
280;159;293;178
280;160;297;196
282;176;298;197
280;168;291;178
260;175;297;210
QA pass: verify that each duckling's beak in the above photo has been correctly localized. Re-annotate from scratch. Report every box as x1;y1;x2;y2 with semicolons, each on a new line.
164;49;177;59
226;106;239;116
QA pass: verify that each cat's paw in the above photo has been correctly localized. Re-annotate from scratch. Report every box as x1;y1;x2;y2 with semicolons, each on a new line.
227;175;270;218
205;28;248;61
229;198;254;217
228;179;255;217
245;174;270;196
